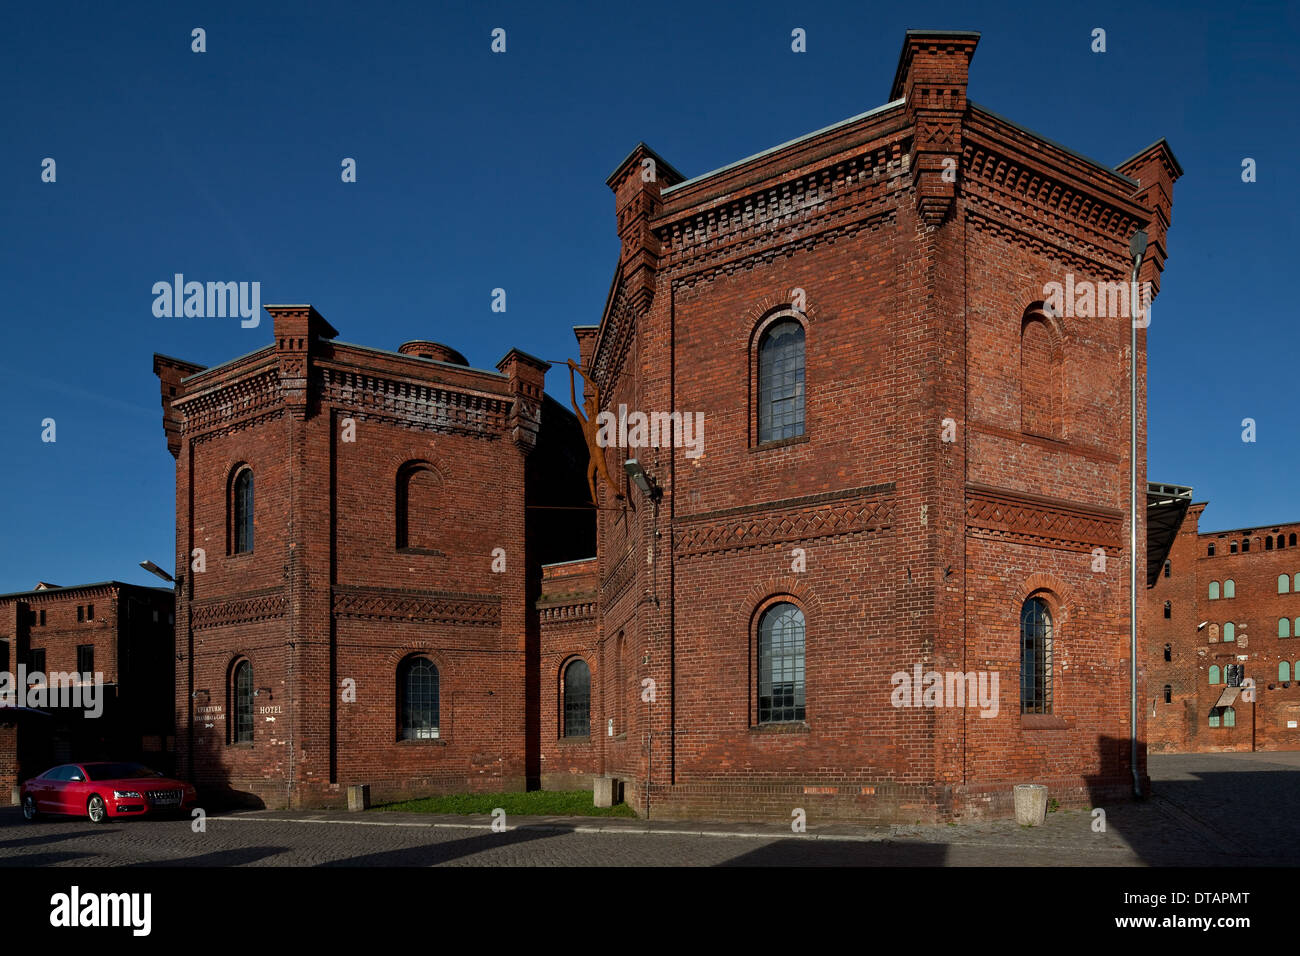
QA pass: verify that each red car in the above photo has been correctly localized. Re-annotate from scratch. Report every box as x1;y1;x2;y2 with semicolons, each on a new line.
20;762;197;824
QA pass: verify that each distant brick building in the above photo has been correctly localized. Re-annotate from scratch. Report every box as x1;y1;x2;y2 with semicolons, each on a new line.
155;311;593;808
0;581;175;799
1147;501;1300;752
549;29;1182;822
155;29;1185;821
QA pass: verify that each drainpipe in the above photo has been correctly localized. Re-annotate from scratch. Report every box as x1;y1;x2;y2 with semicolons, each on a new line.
1129;228;1148;799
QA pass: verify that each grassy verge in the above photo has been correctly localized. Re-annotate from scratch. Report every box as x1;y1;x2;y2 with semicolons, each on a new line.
374;790;639;818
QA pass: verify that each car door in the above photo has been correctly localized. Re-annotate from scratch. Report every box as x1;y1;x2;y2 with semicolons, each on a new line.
34;766;67;812
61;765;89;814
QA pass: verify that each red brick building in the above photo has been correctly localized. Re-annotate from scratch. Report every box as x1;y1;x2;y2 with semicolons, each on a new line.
154;311;593;808
1147;501;1300;752
155;30;1184;821
548;29;1182;822
0;581;175;800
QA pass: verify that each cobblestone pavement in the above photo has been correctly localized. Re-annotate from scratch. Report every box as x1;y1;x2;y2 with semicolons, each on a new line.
0;753;1295;866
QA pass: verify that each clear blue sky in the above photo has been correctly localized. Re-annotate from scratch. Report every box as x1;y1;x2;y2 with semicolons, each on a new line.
1;0;1296;592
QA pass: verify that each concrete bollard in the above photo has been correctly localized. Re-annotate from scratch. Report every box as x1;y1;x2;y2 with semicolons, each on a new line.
593;776;617;808
1013;784;1048;826
347;784;371;811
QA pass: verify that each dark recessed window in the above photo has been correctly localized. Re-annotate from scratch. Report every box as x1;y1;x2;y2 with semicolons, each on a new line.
86;603;93;621
757;320;806;443
232;468;254;554
758;602;806;723
77;644;93;676
1208;542;1215;556
399;656;440;740
232;659;253;744
1163;685;1172;704
1164;601;1171;619
396;463;438;551
562;659;591;737
1020;597;1053;714
38;609;45;626
76;605;84;622
1164;643;1172;662
1163;560;1171;578
28;648;45;675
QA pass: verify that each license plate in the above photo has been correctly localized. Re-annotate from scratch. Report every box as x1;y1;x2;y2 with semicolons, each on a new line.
150;793;181;806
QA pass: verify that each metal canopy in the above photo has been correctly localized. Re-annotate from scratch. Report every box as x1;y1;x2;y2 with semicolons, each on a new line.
1147;482;1193;587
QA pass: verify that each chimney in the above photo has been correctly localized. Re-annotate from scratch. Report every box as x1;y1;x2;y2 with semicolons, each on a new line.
605;143;684;312
264;305;339;416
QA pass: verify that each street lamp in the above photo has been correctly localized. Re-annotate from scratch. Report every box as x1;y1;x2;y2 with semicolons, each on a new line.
139;560;174;583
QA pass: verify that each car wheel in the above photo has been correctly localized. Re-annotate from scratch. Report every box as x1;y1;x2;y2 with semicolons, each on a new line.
21;795;38;822
87;794;108;824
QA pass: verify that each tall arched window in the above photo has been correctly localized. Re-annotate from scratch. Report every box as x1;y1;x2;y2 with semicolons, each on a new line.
758;602;806;723
232;659;253;743
757;320;805;443
396;463;439;551
1280;574;1291;594
615;633;627;735
398;656;440;739
1209;623;1220;642
1224;579;1236;598
1230;542;1238;554
1163;601;1171;619
1222;706;1236;727
1208;542;1216;556
232;467;254;554
562;658;590;737
1020;596;1053;714
1163;643;1172;662
1242;539;1250;553
1280;618;1292;639
1266;536;1274;551
1294;573;1300;591
1223;622;1235;642
1291;534;1297;547
1020;314;1061;438
1163;685;1172;703
1209;581;1220;600
1208;665;1221;685
1281;661;1292;682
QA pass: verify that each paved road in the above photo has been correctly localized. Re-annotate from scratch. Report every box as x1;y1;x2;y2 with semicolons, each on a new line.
1;753;1296;866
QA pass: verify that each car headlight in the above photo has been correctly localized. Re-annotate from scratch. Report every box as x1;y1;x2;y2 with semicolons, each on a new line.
113;790;142;799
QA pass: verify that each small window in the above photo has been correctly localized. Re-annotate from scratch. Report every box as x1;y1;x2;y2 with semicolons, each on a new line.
232;467;254;554
0;640;8;674
1163;601;1171;619
38;609;45;626
1208;542;1215;557
1267;536;1275;551
1208;665;1221;685
1163;685;1172;704
76;644;94;676
1163;560;1171;578
562;659;591;737
1224;579;1236;598
1209;623;1219;642
1163;643;1172;662
1281;574;1291;595
1230;542;1238;554
1291;534;1297;547
757;320;806;443
398;656;440;740
1280;618;1292;639
1280;535;1288;550
1223;706;1236;727
1209;710;1221;728
77;605;84;622
1209;581;1220;600
1281;661;1292;682
232;659;253;744
1294;573;1300;591
1242;539;1250;553
86;603;93;621
1223;622;1235;642
28;648;45;675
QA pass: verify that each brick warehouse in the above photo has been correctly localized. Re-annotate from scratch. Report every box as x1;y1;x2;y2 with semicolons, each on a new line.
154;30;1184;820
1146;500;1300;753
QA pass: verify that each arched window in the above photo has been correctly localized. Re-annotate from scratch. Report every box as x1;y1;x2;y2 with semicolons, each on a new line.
1280;618;1292;639
1223;622;1235;642
1280;535;1288;550
1208;542;1216;557
1163;601;1171;619
1209;581;1220;600
758;602;806;722
1280;574;1291;594
1230;542;1238;554
562;658;590;737
1020;596;1053;714
1242;539;1250;553
1224;579;1236;598
1222;706;1236;727
757;320;806;443
1281;661;1292;682
1209;623;1220;642
1208;665;1221;685
615;633;627;735
1291;534;1297;547
231;467;254;554
1209;710;1221;728
396;463;439;551
1267;536;1275;550
398;656;440;739
1164;560;1171;578
232;659;253;744
1163;643;1172;662
1295;618;1300;636
1163;685;1172;704
1294;573;1300;591
1020;314;1061;438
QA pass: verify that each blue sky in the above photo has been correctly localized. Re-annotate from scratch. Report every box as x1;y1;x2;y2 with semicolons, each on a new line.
1;0;1296;591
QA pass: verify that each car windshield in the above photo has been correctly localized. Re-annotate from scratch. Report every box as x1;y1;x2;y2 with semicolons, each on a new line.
84;763;163;781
